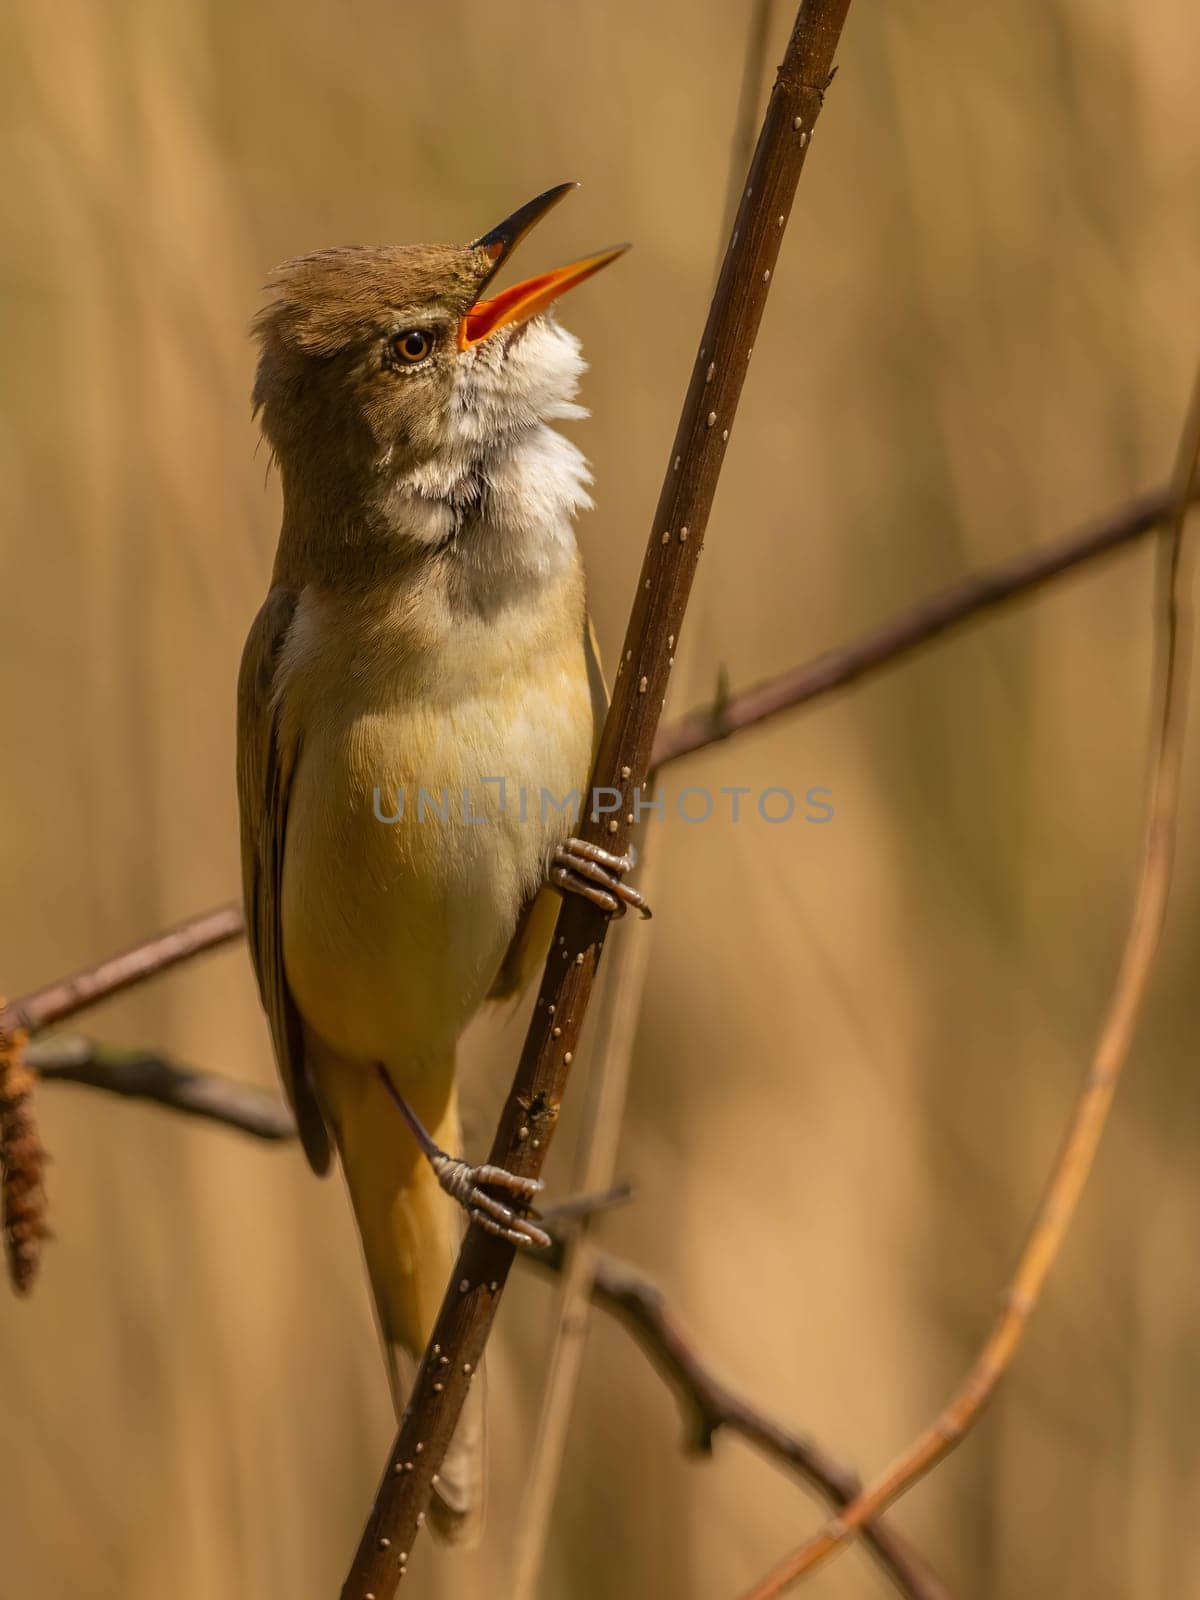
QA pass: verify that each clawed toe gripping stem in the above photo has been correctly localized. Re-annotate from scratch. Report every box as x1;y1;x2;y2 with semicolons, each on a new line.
550;837;652;919
376;1065;549;1249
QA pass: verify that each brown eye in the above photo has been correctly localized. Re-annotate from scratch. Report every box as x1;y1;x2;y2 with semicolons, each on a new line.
391;328;431;365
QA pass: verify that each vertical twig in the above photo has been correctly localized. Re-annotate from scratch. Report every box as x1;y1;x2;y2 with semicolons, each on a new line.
718;0;780;255
508;8;781;1595
508;875;661;1599
339;5;854;1593
738;366;1200;1598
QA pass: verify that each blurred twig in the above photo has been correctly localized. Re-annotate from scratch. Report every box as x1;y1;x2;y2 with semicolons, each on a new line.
2;480;1183;1052
510;6;782;1593
340;6;854;1590
739;373;1200;1598
653;480;1196;768
509;860;664;1600
29;1035;296;1142
2;904;244;1038
717;0;779;256
568;1249;953;1600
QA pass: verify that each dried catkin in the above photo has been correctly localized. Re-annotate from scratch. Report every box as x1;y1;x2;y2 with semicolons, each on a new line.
0;1018;47;1295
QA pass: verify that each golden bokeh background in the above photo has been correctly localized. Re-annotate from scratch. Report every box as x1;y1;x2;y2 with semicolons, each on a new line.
2;2;1198;1596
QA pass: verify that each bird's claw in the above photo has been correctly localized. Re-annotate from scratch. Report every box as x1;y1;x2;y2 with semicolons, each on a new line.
550;837;652;919
431;1154;551;1250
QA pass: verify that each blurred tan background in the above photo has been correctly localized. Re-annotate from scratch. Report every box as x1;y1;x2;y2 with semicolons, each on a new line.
2;1;1198;1596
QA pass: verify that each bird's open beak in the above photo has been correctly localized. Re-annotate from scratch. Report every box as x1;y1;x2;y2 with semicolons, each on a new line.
460;183;628;351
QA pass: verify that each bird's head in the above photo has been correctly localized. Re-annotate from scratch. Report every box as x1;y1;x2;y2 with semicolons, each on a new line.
252;184;625;515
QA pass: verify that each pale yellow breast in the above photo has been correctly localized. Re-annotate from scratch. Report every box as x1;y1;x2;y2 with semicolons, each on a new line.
278;568;593;1067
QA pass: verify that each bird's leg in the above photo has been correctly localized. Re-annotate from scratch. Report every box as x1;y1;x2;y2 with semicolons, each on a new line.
549;839;652;919
375;1066;550;1250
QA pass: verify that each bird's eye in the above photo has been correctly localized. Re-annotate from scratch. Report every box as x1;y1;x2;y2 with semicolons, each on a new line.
391;329;432;365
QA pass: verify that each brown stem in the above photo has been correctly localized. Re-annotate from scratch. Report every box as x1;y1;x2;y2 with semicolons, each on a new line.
569;1249;953;1600
339;5;854;1591
738;372;1200;1597
3;904;244;1037
651;482;1190;769
29;1035;296;1142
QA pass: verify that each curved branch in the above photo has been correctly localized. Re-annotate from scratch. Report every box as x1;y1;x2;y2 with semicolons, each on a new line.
574;1249;953;1600
739;371;1200;1597
29;1035;296;1142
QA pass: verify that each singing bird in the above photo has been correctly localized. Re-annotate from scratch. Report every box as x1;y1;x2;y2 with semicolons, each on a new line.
237;185;647;1541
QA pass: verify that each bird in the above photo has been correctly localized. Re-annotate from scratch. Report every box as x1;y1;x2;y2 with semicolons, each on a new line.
236;184;648;1543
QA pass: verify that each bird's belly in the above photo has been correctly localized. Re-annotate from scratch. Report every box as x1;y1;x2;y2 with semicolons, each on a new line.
281;668;592;1066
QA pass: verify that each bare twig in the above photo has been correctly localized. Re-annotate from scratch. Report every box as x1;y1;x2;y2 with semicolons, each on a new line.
739;373;1200;1598
509;863;663;1600
340;6;854;1590
28;1035;297;1142
717;0;779;255
2;904;244;1038
569;1249;952;1600
653;481;1194;769
535;1181;634;1230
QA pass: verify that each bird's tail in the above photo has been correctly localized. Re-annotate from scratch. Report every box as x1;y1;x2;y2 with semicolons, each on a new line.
312;1051;485;1545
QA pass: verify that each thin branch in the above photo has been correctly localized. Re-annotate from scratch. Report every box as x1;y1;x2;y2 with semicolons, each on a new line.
28;1035;297;1142
340;6;854;1591
652;481;1193;769
717;0;779;257
0;482;1186;1057
509;860;664;1600
3;904;244;1037
739;372;1200;1598
569;1249;953;1600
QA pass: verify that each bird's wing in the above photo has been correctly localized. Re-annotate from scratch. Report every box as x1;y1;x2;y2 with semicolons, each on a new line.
488;607;611;1003
236;587;331;1173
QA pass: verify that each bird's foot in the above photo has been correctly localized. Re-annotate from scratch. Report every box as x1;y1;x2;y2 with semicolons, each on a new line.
430;1153;551;1250
549;838;652;919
